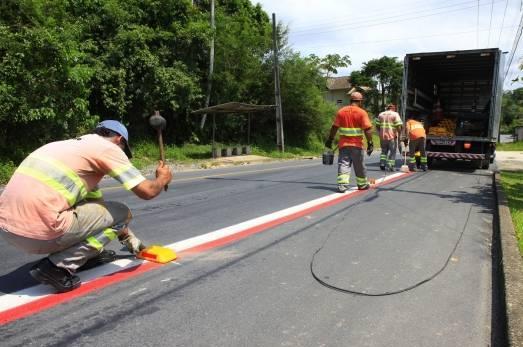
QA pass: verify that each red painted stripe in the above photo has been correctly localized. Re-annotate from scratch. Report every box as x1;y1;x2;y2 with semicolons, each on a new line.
0;173;408;325
0;262;160;325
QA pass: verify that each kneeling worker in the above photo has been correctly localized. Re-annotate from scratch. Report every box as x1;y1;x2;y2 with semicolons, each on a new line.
325;91;374;192
0;120;173;293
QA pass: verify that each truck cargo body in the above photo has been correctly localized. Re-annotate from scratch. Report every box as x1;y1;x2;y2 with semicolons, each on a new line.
400;48;504;169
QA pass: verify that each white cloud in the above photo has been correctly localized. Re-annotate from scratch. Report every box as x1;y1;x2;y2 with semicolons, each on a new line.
251;0;523;90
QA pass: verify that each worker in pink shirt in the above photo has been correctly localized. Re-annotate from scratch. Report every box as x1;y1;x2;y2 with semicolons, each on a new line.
375;104;403;171
0;120;172;293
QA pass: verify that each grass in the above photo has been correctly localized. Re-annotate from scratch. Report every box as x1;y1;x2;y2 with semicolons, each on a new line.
497;141;523;151
0;141;325;184
500;171;523;256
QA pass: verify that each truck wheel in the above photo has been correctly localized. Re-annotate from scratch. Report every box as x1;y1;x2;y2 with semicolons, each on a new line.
480;159;489;169
490;151;495;164
427;157;433;168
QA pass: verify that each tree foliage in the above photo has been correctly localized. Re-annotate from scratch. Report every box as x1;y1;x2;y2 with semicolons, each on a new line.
0;0;339;162
349;56;403;116
501;88;523;133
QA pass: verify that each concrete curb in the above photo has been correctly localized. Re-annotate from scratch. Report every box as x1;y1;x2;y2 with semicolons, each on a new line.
494;172;523;346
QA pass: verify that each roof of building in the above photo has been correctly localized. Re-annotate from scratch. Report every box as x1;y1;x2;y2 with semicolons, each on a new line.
326;76;351;90
191;102;276;115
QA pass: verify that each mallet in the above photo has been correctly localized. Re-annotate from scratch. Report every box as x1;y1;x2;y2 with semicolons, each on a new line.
149;110;168;191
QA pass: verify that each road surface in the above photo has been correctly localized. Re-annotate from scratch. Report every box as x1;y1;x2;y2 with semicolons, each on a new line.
0;155;502;346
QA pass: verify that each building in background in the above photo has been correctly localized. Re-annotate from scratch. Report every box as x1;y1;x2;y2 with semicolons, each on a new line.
324;76;352;109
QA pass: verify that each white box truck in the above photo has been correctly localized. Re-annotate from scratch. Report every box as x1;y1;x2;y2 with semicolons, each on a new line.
400;48;504;169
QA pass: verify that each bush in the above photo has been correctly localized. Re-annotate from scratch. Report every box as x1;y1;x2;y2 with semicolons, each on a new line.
0;160;16;185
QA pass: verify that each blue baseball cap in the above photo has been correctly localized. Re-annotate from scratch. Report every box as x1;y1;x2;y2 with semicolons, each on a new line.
96;120;133;158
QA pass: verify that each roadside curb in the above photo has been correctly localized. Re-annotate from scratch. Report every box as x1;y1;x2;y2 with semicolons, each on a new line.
494;172;523;346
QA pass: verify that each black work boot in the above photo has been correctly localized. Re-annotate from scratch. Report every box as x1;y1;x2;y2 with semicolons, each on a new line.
29;258;81;293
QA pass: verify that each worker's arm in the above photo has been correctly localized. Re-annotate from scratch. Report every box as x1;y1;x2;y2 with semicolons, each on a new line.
325;125;339;148
364;127;374;156
364;127;373;144
375;116;381;130
396;125;403;138
131;161;172;200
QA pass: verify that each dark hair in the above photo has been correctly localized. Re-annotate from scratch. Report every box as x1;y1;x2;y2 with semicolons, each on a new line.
94;127;119;138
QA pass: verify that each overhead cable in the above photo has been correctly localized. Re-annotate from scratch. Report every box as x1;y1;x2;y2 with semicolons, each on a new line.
291;0;503;37
487;0;495;46
294;25;516;51
498;0;510;46
504;8;523;81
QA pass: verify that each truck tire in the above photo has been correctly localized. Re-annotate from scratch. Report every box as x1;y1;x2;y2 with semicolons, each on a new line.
480;159;489;169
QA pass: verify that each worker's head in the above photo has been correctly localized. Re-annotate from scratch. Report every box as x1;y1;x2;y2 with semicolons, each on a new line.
387;103;396;111
349;91;364;104
95;120;132;158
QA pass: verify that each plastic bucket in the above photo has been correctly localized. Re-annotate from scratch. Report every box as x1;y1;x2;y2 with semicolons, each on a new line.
322;150;334;165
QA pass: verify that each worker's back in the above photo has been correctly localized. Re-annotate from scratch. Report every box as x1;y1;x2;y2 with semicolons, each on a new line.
0;134;143;240
334;105;372;148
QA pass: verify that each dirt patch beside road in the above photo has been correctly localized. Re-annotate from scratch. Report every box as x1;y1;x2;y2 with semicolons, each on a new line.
496;151;523;171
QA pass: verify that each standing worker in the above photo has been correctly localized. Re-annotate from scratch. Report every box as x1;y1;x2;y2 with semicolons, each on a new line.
325;91;374;192
0;120;173;293
375;103;403;171
404;116;428;171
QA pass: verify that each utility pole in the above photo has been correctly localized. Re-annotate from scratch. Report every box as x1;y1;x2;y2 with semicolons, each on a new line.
272;13;284;152
200;0;215;129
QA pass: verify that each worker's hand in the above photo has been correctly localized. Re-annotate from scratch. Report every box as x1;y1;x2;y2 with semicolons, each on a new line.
118;229;146;255
156;160;173;185
324;139;333;149
366;141;374;156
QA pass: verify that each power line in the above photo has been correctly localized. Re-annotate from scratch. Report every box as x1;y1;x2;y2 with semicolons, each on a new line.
487;0;494;46
504;8;523;82
290;0;461;32
292;0;492;35
497;0;510;46
295;24;516;51
290;0;503;38
477;0;481;48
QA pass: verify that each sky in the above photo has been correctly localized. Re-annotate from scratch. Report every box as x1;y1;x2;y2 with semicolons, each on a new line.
250;0;523;90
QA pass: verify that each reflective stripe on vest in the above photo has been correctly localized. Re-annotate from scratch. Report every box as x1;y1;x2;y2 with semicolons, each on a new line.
410;123;424;130
16;155;87;206
109;165;144;190
339;127;363;136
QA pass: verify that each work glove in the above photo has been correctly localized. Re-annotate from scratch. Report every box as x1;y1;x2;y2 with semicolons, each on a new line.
402;137;409;146
324;138;333;149
366;141;374;156
118;229;146;255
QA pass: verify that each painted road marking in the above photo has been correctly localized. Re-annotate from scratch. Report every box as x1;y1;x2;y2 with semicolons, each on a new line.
0;172;408;325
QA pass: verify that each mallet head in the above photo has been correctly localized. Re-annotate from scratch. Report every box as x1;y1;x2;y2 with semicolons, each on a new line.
149;110;166;130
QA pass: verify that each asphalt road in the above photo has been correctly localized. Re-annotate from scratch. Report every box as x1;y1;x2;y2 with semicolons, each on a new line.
0;155;501;346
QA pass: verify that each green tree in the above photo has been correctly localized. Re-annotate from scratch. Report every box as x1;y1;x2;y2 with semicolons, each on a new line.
278;52;336;147
318;54;351;78
360;56;403;114
501;88;523;133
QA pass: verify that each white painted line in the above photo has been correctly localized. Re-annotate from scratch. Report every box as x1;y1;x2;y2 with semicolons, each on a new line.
0;172;406;313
